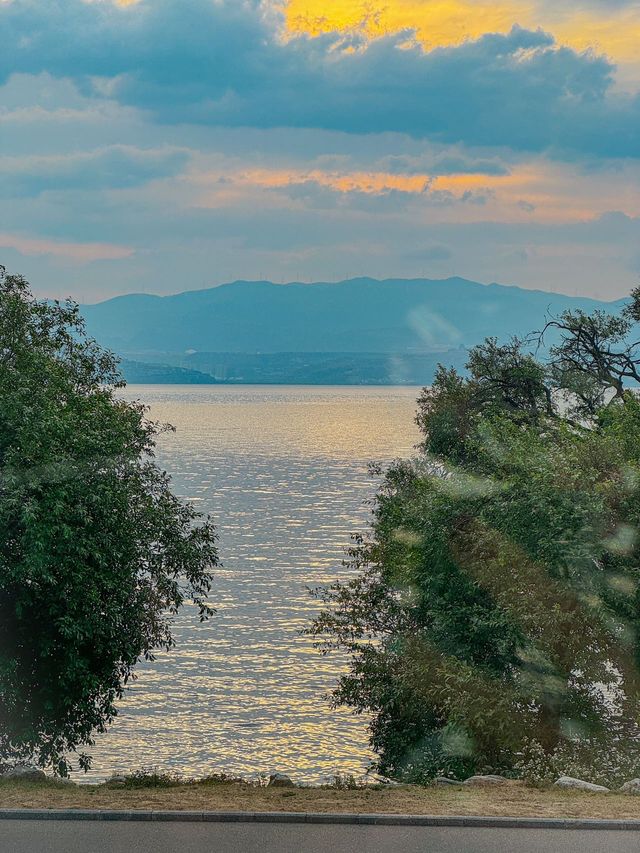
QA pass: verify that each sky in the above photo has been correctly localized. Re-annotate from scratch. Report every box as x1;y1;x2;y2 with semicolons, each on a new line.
0;0;639;302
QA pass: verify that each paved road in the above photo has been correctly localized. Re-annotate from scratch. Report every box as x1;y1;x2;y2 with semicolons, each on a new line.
1;820;640;853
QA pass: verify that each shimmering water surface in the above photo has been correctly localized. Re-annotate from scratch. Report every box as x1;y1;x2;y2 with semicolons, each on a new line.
86;385;420;783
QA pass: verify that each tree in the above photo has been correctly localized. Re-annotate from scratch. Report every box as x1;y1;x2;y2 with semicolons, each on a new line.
540;297;640;415
311;295;640;785
0;270;218;775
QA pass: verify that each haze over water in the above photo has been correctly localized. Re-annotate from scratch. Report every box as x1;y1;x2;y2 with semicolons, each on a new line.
85;385;420;783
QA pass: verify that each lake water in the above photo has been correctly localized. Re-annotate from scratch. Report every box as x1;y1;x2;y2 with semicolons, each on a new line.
85;385;421;783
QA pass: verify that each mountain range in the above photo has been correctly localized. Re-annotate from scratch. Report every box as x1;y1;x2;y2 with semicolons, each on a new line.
80;278;624;385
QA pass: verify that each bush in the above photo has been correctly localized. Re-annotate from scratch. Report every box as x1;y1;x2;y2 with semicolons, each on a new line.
122;769;185;788
516;739;640;789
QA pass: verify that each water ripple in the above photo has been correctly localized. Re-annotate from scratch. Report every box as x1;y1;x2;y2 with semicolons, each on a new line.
85;385;420;783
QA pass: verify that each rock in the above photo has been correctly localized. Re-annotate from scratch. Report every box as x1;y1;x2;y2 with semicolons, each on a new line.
554;776;609;793
268;772;295;788
106;774;127;785
1;765;46;782
620;779;640;794
434;777;462;786
368;775;400;786
463;774;509;786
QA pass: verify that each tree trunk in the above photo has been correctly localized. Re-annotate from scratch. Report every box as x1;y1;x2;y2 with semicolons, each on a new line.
538;700;562;754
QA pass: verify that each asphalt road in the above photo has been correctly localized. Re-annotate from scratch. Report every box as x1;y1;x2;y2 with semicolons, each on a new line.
1;820;640;853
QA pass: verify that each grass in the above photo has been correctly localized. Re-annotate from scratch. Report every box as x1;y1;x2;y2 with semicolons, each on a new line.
1;775;640;819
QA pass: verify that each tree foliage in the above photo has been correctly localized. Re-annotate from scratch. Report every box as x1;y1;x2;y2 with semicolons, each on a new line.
541;289;640;415
311;295;640;785
0;270;218;774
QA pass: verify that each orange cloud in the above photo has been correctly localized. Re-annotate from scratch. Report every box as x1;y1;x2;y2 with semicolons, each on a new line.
229;165;534;200
190;158;640;225
240;168;434;193
0;233;134;262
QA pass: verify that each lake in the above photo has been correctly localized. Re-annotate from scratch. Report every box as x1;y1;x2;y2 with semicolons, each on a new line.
85;385;421;783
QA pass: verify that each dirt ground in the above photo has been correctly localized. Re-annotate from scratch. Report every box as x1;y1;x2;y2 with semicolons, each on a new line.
1;778;640;819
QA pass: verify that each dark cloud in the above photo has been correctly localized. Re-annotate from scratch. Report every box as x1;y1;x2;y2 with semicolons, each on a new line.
0;146;189;197
224;177;431;215
381;153;510;176
1;0;638;158
257;174;496;213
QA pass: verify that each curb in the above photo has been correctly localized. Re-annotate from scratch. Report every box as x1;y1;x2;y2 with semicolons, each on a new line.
0;810;639;830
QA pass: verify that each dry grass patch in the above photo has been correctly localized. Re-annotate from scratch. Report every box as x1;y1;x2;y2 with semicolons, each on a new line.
1;777;640;819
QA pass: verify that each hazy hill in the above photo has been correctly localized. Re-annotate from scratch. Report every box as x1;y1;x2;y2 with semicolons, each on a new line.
81;277;621;357
119;359;218;384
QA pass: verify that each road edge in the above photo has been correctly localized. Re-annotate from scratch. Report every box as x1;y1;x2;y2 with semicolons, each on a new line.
0;809;639;829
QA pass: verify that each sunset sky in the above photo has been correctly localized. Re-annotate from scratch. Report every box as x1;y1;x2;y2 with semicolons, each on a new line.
1;0;639;301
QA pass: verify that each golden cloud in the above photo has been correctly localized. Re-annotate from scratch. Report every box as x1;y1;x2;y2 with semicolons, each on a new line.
286;0;640;66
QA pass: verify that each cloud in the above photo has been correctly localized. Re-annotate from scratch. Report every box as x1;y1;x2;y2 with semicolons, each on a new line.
191;165;500;214
381;153;511;177
0;146;189;197
406;245;453;262
0;233;133;262
1;0;638;158
543;0;638;7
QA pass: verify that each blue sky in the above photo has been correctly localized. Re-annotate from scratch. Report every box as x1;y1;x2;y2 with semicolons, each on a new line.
1;0;639;301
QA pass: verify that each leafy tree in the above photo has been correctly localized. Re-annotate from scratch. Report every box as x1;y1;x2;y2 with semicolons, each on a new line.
0;270;218;775
311;296;640;785
541;290;640;412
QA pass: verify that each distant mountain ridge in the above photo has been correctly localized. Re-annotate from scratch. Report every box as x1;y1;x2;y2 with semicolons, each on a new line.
82;277;622;358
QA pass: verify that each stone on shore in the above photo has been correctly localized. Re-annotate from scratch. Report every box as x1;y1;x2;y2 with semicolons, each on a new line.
554;776;609;793
434;777;462;786
268;772;295;788
620;778;640;794
1;765;46;782
463;775;509;786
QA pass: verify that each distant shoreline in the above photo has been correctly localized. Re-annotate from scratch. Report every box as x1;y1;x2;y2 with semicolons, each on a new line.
123;380;428;388
119;350;467;387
